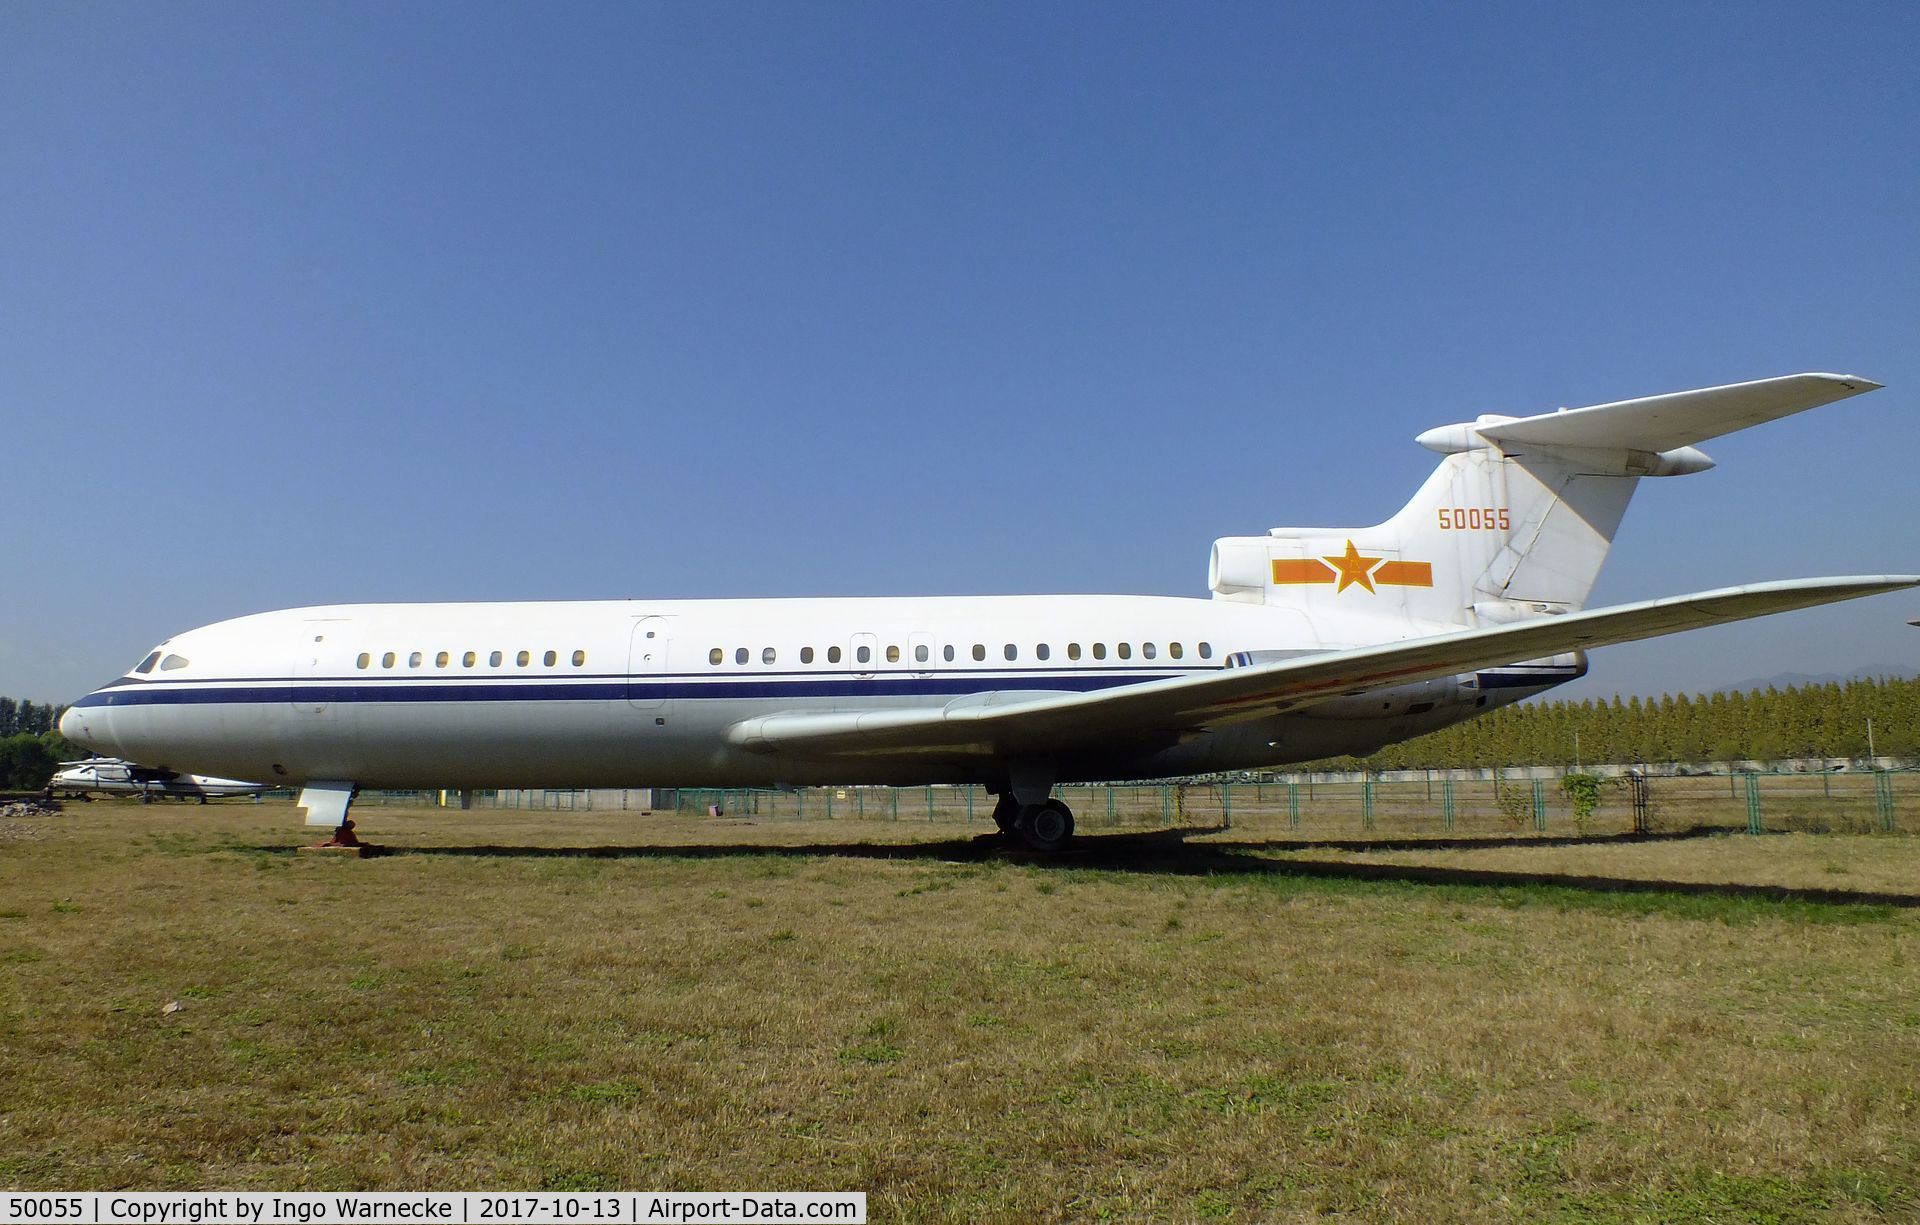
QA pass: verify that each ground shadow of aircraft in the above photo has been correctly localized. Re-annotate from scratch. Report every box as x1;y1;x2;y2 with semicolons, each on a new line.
262;825;1920;910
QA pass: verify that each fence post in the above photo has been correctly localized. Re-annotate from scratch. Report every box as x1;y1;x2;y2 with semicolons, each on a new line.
1107;787;1116;827
1876;771;1896;833
891;790;899;821
1362;776;1375;831
965;789;973;823
1744;772;1762;835
1531;778;1547;833
1442;778;1454;832
856;790;864;818
1288;781;1300;830
1221;782;1232;828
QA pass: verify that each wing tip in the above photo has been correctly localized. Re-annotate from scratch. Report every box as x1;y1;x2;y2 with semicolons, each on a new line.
1802;372;1883;393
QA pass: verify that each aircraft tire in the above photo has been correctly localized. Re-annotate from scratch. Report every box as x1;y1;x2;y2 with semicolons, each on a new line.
1017;800;1074;853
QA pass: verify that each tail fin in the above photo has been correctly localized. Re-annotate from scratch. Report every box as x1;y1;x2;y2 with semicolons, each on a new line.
1208;373;1881;630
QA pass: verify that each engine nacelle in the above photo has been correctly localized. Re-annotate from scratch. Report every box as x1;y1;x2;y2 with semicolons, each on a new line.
1209;537;1271;604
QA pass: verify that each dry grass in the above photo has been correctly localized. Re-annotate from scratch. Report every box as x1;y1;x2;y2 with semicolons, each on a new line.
2;800;1918;1222
1259;832;1920;897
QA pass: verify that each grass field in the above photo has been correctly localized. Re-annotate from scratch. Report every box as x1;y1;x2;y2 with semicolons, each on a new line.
3;800;1918;1222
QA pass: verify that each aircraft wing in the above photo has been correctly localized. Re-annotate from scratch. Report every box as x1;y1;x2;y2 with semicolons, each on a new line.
729;576;1918;761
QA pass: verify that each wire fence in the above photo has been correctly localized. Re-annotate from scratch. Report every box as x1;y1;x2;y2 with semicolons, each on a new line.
360;767;1918;837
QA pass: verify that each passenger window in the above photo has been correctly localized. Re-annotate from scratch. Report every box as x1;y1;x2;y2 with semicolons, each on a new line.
710;648;723;665
408;651;423;668
516;650;530;667
1004;644;1018;661
915;644;929;663
356;653;370;670
801;646;815;664
572;650;586;666
542;650;556;666
972;644;986;662
1169;642;1183;660
828;645;843;664
490;650;503;667
857;645;872;664
763;647;776;664
463;651;477;667
435;651;449;668
943;645;955;662
735;648;748;665
886;645;900;663
1036;644;1050;661
383;652;396;668
134;651;163;675
1199;642;1213;659
1092;643;1107;660
1067;643;1081;661
1143;643;1157;660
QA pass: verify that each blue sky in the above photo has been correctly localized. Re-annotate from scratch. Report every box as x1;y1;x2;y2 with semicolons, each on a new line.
4;2;1917;705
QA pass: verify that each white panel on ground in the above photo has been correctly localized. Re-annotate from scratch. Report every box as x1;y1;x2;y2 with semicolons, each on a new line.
297;782;356;828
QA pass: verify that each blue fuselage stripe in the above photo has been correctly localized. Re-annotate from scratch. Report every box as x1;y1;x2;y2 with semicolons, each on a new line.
75;670;1194;708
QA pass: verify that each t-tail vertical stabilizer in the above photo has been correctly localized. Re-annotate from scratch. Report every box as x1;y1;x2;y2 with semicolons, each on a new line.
1208;373;1883;630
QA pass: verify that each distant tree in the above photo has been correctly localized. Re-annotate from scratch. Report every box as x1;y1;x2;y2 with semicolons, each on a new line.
0;733;59;790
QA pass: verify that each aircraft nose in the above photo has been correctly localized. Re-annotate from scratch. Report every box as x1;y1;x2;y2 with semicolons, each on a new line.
60;703;105;752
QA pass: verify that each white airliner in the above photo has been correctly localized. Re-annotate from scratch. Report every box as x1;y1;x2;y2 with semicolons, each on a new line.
61;373;1916;850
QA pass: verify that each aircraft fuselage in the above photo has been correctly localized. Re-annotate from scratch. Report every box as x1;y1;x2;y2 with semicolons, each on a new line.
62;594;1572;790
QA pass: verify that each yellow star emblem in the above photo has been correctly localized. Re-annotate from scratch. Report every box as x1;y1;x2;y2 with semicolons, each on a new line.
1324;539;1383;593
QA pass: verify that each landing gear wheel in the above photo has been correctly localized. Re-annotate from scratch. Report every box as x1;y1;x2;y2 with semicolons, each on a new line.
1016;799;1075;853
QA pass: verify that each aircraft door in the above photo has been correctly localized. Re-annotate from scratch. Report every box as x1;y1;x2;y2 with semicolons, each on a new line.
850;633;879;679
291;618;350;715
627;617;670;709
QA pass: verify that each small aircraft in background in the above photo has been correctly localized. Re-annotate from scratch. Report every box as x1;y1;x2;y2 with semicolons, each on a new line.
49;758;271;803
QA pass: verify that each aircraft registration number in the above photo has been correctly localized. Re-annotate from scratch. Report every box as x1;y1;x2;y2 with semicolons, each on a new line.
1437;507;1510;530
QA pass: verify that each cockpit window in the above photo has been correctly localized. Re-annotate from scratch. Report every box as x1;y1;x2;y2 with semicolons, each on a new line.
133;651;163;675
160;654;190;671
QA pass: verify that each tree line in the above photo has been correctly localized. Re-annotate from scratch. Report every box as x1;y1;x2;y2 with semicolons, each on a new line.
0;697;64;737
1300;675;1920;772
0;697;72;791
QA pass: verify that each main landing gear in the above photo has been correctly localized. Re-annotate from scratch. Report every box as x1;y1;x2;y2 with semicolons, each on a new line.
989;792;1077;853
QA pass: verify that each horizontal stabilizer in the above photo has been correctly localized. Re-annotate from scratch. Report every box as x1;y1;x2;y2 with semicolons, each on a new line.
731;575;1919;760
1474;373;1879;454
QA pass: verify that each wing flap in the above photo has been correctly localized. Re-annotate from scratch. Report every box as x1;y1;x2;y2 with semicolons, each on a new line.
729;576;1918;760
1476;373;1880;454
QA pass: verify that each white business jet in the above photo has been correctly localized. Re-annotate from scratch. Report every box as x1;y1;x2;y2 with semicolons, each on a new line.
60;374;1916;850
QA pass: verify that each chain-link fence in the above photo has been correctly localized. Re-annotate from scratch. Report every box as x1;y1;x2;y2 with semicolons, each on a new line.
369;767;1916;838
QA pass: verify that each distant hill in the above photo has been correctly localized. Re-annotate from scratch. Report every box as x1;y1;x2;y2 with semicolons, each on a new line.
1721;665;1918;693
